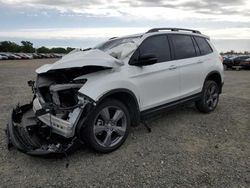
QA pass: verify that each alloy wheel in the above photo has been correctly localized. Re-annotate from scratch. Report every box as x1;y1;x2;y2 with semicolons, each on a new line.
93;106;127;148
206;84;219;110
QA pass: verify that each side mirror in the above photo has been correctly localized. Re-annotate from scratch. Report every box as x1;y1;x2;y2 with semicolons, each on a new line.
136;54;158;66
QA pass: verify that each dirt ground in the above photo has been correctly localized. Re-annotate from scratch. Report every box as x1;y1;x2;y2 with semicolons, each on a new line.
0;59;249;188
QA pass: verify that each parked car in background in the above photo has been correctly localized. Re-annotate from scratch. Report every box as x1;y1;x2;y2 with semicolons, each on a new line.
22;53;33;59
239;58;250;69
233;55;250;66
32;53;42;59
53;53;64;58
14;53;28;59
0;53;16;60
223;56;234;69
39;53;50;58
0;54;9;60
0;53;12;60
47;54;55;58
33;53;38;58
15;53;32;59
0;52;66;60
10;53;22;60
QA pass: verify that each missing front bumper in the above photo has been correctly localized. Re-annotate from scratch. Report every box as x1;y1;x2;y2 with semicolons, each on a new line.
6;103;78;156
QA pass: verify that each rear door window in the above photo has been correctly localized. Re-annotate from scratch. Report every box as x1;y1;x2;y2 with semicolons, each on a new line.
194;36;213;55
169;34;196;60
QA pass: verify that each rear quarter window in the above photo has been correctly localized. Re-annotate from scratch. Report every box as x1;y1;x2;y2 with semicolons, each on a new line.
194;36;213;55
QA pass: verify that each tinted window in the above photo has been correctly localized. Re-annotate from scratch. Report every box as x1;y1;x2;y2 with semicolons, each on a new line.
170;35;196;60
139;35;171;63
194;36;213;55
192;37;201;56
239;56;250;60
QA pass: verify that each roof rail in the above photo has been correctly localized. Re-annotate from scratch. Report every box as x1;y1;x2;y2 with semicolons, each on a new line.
146;28;201;34
109;37;118;40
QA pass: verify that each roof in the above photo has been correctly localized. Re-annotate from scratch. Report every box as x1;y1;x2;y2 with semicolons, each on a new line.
110;28;209;41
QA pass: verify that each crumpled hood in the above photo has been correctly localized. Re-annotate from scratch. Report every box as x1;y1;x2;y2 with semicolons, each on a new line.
36;49;124;74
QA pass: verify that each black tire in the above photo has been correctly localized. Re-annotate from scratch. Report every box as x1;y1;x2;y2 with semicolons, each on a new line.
196;80;220;113
81;99;130;153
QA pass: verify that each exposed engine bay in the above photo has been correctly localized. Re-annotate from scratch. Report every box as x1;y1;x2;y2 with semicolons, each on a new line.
33;68;95;138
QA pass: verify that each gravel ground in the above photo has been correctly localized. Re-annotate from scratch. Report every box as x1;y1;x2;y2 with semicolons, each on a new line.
0;59;249;188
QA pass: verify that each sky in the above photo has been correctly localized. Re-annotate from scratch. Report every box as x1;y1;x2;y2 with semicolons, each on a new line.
0;0;250;52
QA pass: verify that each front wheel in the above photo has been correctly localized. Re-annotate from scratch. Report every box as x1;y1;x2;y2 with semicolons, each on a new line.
81;99;130;153
196;80;220;113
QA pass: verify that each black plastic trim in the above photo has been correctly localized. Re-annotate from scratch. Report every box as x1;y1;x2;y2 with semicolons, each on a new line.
204;71;223;94
146;28;201;34
97;89;139;105
97;88;141;125
141;93;202;119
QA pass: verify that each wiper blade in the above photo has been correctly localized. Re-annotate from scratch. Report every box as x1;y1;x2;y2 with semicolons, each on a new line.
82;48;92;51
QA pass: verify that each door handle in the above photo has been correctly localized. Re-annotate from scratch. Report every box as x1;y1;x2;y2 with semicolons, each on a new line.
169;65;177;70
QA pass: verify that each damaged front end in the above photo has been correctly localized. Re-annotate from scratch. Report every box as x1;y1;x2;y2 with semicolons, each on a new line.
6;103;78;155
6;49;126;156
6;68;97;156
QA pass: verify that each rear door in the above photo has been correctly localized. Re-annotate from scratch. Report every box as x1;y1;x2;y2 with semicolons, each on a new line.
128;34;181;111
169;34;207;98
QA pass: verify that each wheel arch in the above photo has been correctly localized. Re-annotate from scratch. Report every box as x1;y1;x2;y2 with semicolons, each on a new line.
204;71;223;93
97;89;141;126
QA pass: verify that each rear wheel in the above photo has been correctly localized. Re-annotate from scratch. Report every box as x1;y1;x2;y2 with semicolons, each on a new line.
196;80;219;113
81;99;130;153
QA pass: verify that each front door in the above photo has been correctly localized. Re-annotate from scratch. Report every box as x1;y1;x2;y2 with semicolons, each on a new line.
127;35;181;111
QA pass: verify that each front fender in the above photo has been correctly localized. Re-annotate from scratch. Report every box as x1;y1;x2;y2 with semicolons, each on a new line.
78;73;140;108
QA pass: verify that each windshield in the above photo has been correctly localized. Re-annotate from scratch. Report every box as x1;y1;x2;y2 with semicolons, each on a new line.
94;36;141;60
95;36;140;52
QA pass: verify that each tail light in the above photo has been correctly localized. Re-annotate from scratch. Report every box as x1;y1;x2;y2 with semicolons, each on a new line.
219;56;223;63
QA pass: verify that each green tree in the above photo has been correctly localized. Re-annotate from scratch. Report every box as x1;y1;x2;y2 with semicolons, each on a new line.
66;47;75;53
37;46;50;53
50;47;67;54
0;41;21;52
21;41;35;53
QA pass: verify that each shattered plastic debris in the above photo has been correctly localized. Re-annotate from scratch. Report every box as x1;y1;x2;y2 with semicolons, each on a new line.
6;103;78;156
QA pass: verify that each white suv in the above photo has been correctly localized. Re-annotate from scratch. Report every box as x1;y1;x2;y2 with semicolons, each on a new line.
7;28;224;155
